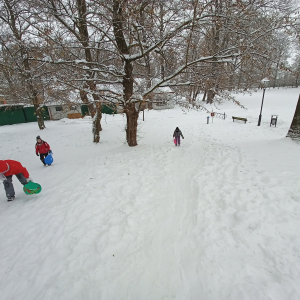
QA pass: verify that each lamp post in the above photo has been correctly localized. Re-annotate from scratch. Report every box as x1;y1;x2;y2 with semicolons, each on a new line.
257;78;270;126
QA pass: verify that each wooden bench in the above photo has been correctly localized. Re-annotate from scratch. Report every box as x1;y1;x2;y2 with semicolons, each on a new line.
232;116;247;123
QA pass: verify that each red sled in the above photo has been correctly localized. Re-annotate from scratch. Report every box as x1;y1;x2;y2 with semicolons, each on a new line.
173;138;176;145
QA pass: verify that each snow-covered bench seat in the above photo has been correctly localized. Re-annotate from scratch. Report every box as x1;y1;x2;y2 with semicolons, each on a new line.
232;116;247;123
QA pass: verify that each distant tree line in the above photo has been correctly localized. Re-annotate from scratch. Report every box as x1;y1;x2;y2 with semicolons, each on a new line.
0;0;299;145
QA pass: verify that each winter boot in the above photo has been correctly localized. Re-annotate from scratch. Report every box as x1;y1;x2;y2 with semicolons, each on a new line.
7;196;15;201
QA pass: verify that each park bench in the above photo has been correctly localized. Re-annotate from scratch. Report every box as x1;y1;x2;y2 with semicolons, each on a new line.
232;116;247;123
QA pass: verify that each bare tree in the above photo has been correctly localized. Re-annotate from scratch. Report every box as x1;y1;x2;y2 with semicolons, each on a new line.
287;94;300;140
34;0;107;142
3;0;297;146
0;0;46;129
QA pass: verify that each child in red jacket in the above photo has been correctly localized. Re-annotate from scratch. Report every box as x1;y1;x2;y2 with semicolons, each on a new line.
0;160;32;201
35;136;51;166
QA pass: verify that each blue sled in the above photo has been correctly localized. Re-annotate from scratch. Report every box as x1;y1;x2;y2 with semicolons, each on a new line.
44;152;53;165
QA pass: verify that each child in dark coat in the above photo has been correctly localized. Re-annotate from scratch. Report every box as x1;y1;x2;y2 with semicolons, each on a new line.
173;127;184;146
35;136;51;166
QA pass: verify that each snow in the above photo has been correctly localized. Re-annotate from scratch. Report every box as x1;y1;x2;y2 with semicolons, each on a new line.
1;87;300;300
75;59;88;64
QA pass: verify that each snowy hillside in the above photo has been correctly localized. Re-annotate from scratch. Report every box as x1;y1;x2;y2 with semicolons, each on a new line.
0;87;300;300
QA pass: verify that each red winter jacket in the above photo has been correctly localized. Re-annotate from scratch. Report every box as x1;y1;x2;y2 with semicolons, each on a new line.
35;141;51;154
0;160;29;178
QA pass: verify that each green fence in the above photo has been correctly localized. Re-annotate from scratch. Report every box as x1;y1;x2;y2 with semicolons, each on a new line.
0;106;26;126
23;106;50;122
102;104;117;115
0;103;119;126
81;105;89;117
0;105;50;126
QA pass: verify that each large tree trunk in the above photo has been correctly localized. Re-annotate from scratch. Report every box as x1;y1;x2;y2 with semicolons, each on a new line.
205;0;222;104
125;103;139;146
286;94;300;140
123;60;137;146
113;0;138;146
93;102;102;143
77;0;102;138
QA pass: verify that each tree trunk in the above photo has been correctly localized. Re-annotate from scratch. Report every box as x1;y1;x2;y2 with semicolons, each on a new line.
140;2;153;110
25;67;45;130
123;59;137;146
125;103;139;147
147;99;153;110
113;0;137;146
159;0;165;80
188;87;193;103
202;89;207;102
191;86;200;102
93;102;102;143
35;104;46;130
206;89;215;104
205;0;221;105
79;88;96;117
273;60;280;88
286;94;300;140
77;0;102;133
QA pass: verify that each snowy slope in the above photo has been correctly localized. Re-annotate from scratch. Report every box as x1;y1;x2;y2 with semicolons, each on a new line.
0;87;300;300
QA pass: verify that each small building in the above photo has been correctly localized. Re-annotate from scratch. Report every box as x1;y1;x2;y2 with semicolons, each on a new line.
133;78;175;110
152;86;175;110
46;103;82;120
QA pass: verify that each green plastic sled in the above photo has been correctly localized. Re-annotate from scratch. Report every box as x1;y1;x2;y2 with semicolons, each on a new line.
23;181;42;195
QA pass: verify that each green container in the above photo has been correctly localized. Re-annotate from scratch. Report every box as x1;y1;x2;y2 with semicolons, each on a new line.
81;104;90;117
0;105;50;126
23;106;50;122
81;103;117;116
102;104;117;115
0;106;26;126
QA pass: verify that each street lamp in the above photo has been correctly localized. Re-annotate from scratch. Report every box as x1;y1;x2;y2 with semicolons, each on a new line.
257;77;270;126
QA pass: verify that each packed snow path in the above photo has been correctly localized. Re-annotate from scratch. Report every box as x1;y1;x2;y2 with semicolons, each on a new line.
0;88;300;300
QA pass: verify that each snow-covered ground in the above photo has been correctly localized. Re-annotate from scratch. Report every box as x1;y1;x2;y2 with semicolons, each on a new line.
0;87;300;300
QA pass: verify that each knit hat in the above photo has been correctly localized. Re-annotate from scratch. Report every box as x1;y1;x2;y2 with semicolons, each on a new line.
0;160;9;173
36;136;41;140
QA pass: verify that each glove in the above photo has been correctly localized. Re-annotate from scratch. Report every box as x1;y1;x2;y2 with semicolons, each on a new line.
36;153;39;156
48;150;52;154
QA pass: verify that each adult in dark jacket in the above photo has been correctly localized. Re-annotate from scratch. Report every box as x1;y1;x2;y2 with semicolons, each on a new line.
35;136;51;166
173;127;184;146
0;160;32;201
